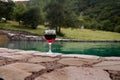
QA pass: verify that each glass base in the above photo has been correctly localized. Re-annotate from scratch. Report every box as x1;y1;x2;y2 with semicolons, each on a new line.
46;52;54;54
47;43;53;54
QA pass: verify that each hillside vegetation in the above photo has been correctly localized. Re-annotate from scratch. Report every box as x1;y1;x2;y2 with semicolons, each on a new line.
0;0;120;40
0;21;120;40
0;0;120;33
25;0;120;32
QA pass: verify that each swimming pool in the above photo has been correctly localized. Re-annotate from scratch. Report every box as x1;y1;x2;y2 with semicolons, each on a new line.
0;41;120;57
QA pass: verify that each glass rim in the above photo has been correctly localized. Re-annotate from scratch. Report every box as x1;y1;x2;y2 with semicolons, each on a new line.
45;29;56;34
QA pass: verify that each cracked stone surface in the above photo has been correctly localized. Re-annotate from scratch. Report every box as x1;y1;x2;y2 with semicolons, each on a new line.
0;65;31;80
3;54;32;60
0;48;20;53
6;62;46;72
28;56;59;63
35;66;111;80
15;51;39;55
0;48;120;80
58;58;100;66
93;61;120;71
0;60;5;66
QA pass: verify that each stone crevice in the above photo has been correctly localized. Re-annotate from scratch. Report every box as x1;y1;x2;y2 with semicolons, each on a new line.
106;70;120;80
25;69;47;80
24;62;69;80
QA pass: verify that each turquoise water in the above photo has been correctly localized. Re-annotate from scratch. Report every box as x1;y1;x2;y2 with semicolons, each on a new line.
0;41;120;57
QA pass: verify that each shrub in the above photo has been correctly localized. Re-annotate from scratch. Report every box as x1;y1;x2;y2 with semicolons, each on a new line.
114;25;120;33
21;8;41;29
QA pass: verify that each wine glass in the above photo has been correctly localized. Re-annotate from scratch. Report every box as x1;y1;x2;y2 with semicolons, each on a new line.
44;29;56;54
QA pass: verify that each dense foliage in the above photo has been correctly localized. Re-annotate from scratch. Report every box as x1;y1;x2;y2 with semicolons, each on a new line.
12;2;27;21
0;1;14;19
73;0;120;32
0;0;120;33
21;7;42;29
45;0;80;33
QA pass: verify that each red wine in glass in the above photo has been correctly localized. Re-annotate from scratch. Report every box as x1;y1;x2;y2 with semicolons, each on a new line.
45;34;56;43
44;30;56;54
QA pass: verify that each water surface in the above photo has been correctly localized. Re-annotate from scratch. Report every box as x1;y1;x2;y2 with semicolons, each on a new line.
0;41;120;57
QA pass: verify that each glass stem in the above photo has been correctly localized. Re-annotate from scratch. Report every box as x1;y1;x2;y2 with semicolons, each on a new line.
48;43;52;53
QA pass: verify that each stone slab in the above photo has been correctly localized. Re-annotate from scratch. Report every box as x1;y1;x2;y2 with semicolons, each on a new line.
104;57;120;61
0;60;5;66
32;52;62;57
94;65;120;71
61;54;99;59
93;61;120;71
0;48;10;53
0;48;20;53
7;62;46;72
0;53;13;57
0;65;31;80
4;54;32;60
58;58;99;66
35;66;111;80
93;61;120;66
28;56;59;63
15;51;39;55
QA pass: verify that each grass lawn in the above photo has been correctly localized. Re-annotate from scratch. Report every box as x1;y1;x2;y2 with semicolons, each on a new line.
0;21;120;40
0;21;45;35
61;28;120;40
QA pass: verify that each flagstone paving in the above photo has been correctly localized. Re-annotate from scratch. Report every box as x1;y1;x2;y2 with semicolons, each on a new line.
1;54;32;60
93;61;120;71
0;65;31;80
28;56;59;63
58;58;101;66
0;48;120;80
35;67;111;80
5;62;46;72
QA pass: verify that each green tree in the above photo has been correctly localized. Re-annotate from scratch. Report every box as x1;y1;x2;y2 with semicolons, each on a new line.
21;8;42;29
45;0;80;33
25;0;51;23
0;1;15;20
12;2;27;21
114;25;120;33
72;0;120;32
101;20;115;31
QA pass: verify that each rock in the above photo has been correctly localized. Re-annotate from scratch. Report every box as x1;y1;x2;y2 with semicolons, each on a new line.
0;48;119;80
104;57;120;61
15;51;39;55
28;56;59;63
6;62;46;72
0;60;5;66
58;58;99;66
0;48;10;53
94;61;120;66
107;70;120;80
0;53;13;57
32;52;62;57
95;65;120;71
93;61;120;71
35;66;111;80
0;65;31;80
3;54;32;60
0;48;19;53
61;54;99;59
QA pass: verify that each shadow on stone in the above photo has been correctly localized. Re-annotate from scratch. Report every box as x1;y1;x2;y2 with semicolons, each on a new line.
0;78;4;80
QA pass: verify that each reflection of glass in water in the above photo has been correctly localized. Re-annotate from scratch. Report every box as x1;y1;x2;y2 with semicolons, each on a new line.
44;30;56;54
